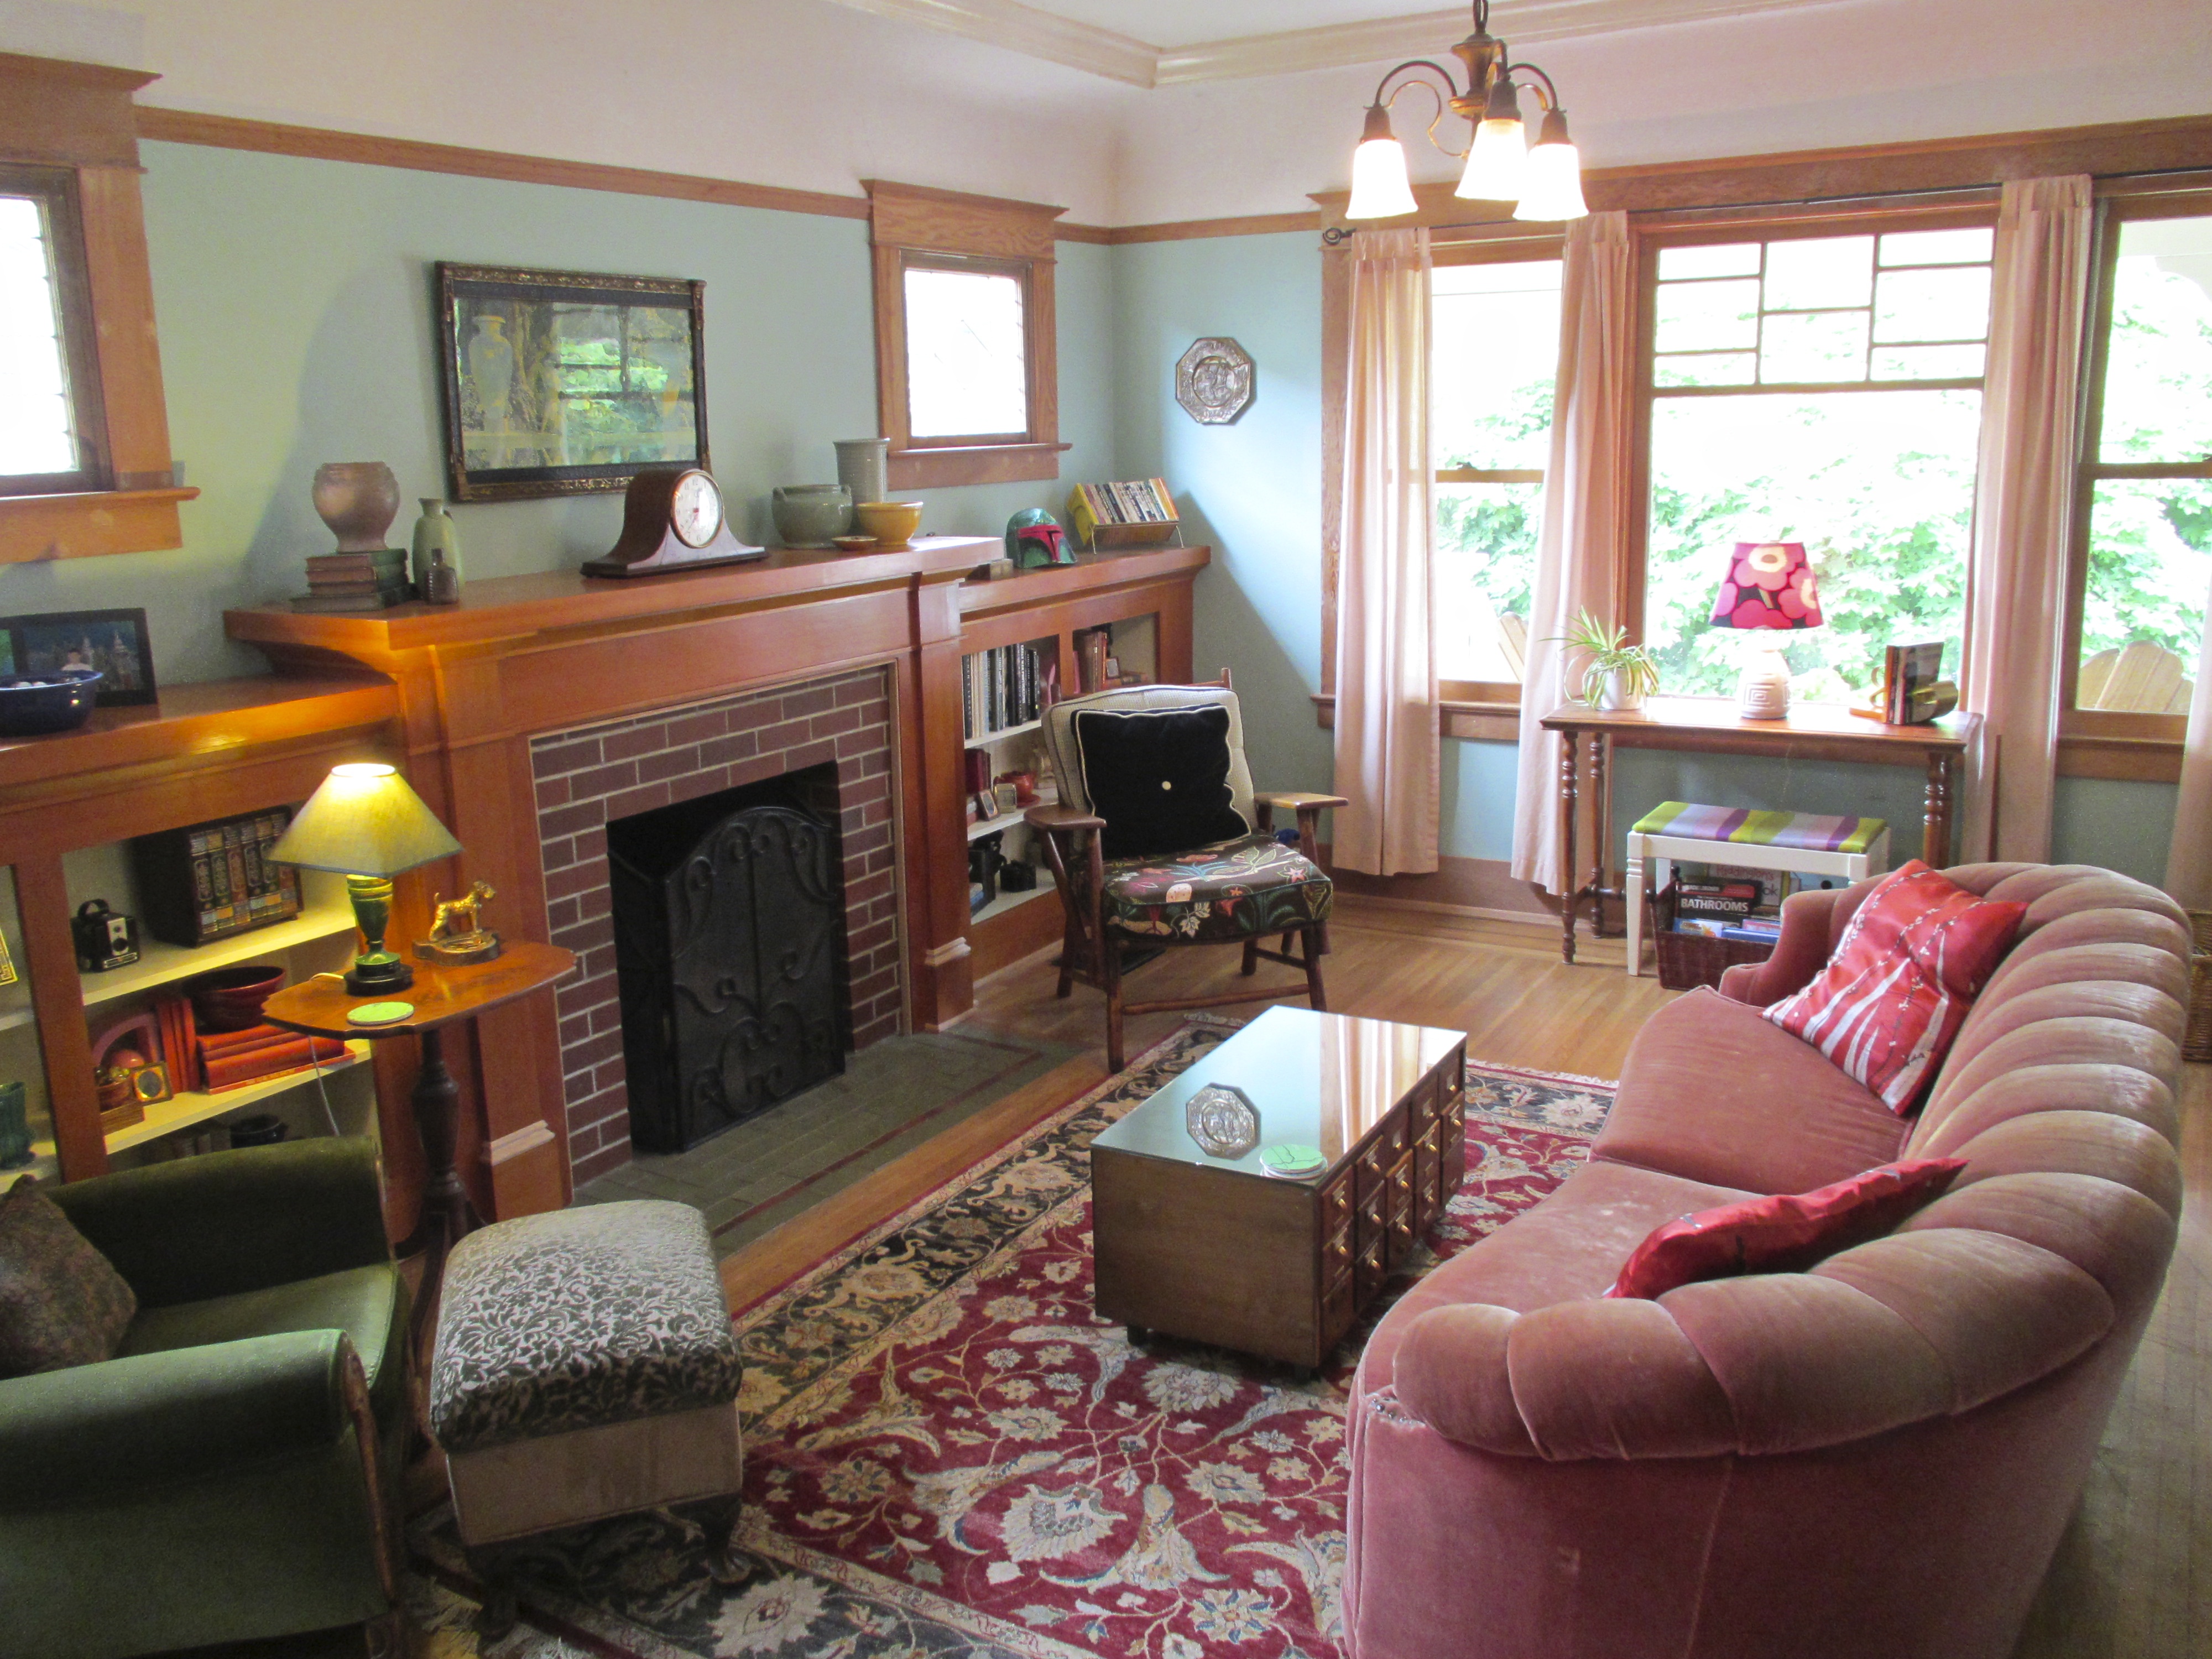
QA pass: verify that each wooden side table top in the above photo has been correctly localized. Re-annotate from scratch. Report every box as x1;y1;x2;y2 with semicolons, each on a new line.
1540;696;1977;765
263;941;575;1040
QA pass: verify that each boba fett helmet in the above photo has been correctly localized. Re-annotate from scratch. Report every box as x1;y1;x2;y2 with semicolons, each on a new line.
1005;507;1070;568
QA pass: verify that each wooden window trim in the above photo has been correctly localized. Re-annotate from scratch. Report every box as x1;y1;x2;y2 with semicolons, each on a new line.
2055;185;2212;757
0;53;196;562
865;180;1068;492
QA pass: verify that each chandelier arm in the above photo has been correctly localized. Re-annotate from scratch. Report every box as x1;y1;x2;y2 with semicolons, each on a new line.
1369;58;1467;112
1502;61;1563;113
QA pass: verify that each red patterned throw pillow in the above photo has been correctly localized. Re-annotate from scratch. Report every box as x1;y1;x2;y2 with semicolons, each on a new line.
1762;860;2026;1112
1606;1157;1966;1300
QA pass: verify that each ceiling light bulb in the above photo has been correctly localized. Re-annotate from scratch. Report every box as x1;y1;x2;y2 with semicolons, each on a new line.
1347;104;1418;220
1514;109;1588;221
1458;116;1527;201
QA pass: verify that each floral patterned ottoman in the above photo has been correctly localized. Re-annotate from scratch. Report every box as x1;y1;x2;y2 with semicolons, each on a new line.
428;1199;746;1633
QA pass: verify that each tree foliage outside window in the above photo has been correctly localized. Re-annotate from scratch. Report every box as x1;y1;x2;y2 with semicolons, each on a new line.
2076;215;2212;703
1645;228;1992;704
1432;258;1561;686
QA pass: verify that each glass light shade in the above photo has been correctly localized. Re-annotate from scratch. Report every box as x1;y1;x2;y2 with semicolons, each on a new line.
1347;105;1418;220
1457;116;1527;201
1514;111;1588;222
271;761;463;876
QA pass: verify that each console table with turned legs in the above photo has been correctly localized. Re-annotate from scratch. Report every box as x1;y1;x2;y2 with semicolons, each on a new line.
1538;699;1978;965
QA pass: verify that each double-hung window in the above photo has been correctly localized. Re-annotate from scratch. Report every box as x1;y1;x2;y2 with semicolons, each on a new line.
1636;216;1996;706
2064;204;2212;745
1;165;106;497
1431;248;1564;702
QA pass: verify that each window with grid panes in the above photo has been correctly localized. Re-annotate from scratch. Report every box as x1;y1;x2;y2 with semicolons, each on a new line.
2067;210;2212;728
1432;255;1563;697
1643;223;1994;706
0;168;104;497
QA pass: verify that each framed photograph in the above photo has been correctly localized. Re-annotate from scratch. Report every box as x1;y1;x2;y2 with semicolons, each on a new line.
436;262;709;502
2;608;156;705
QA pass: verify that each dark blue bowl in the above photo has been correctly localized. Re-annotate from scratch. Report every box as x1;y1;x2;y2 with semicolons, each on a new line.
0;669;101;736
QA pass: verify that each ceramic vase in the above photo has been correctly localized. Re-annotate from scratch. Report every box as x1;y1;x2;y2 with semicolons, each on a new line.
834;437;890;510
410;498;462;599
1600;668;1648;712
311;462;400;552
773;484;853;548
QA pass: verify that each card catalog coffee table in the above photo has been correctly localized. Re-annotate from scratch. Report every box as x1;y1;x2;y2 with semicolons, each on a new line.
1089;1005;1467;1371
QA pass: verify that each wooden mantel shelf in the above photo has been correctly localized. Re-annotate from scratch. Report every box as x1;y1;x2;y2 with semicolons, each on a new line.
225;535;1000;654
958;543;1210;618
0;674;399;798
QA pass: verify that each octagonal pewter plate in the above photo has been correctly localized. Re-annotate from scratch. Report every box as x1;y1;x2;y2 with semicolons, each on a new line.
1175;337;1255;425
1185;1082;1261;1159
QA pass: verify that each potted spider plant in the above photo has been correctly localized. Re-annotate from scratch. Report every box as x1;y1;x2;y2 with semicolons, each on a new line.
1551;608;1661;711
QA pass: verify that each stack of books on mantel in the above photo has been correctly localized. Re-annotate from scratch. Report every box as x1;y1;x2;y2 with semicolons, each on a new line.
291;548;413;613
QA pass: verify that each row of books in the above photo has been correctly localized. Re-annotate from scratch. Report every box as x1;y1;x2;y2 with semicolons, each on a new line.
963;644;1050;740
1070;479;1176;525
1670;875;1781;946
142;992;345;1094
132;810;304;948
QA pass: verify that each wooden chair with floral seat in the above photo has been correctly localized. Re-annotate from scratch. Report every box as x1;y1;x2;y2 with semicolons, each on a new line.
1024;674;1347;1071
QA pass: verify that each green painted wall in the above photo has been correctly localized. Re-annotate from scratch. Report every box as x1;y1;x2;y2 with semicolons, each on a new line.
1112;232;2182;886
0;142;1116;687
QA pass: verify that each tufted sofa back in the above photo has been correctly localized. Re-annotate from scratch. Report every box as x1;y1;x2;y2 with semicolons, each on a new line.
1387;863;2189;1463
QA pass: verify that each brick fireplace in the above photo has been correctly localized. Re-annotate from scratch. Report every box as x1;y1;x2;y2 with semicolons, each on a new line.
529;667;901;1184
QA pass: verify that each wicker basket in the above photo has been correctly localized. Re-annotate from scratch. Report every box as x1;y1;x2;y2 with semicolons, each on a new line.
1649;883;1776;992
2187;910;2212;1065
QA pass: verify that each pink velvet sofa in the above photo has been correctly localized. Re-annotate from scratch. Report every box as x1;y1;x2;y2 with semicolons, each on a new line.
1344;863;2190;1659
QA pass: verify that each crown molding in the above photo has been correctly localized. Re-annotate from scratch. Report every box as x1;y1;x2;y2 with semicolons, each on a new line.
827;0;1156;86
826;0;1842;88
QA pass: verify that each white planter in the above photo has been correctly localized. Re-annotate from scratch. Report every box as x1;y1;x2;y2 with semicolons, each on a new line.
1600;667;1648;712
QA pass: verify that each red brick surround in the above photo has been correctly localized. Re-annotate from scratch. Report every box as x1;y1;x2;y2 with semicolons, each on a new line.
529;667;901;1184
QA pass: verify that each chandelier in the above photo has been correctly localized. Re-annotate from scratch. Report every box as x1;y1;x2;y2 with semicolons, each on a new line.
1344;0;1588;223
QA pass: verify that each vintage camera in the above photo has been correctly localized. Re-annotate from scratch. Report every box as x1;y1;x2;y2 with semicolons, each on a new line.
72;899;141;973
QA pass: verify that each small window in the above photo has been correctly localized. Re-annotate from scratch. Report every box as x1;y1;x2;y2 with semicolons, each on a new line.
903;260;1029;441
1432;254;1563;698
0;168;105;497
867;180;1067;491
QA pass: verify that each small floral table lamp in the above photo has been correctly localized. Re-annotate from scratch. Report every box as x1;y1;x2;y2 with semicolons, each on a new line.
1709;541;1823;718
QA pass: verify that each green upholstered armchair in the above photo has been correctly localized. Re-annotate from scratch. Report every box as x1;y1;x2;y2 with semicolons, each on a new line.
0;1139;410;1658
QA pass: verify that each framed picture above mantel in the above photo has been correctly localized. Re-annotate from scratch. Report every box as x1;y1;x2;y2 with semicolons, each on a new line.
435;262;709;502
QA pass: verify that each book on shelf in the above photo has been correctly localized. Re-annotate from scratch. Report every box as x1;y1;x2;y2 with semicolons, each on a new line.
1066;479;1178;545
962;643;1046;741
195;1020;347;1092
132;809;304;947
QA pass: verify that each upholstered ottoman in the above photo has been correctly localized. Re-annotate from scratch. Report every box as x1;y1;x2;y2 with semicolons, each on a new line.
429;1200;744;1631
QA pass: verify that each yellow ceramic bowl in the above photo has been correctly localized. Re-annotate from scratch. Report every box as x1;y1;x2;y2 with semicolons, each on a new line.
853;500;924;550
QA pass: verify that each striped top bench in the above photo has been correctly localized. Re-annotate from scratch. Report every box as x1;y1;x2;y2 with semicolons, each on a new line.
1630;801;1886;855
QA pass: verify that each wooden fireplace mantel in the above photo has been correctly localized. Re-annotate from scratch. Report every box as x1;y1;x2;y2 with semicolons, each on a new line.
224;536;1208;1223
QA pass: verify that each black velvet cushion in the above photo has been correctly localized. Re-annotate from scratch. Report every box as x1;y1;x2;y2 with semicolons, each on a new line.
1073;704;1248;860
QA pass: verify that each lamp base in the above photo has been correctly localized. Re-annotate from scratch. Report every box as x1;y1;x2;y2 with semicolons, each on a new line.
345;952;415;995
1735;640;1793;721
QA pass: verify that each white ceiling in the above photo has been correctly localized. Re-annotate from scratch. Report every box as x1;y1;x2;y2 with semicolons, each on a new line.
824;0;1848;84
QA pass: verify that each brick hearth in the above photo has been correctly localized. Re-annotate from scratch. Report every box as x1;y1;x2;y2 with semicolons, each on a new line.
529;667;900;1184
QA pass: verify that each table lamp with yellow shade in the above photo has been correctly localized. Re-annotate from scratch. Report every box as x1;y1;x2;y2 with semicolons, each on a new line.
271;762;461;994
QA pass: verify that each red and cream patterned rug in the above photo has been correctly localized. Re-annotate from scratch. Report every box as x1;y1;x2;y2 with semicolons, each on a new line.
405;1020;1616;1658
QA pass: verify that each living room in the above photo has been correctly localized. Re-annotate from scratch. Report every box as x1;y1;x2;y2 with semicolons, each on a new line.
0;1;2205;1655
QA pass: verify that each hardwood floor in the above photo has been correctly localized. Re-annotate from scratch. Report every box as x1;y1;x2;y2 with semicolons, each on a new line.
718;893;2209;1659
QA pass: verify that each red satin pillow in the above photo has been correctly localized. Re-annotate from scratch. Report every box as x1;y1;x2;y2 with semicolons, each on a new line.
1606;1157;1966;1300
1763;860;2026;1112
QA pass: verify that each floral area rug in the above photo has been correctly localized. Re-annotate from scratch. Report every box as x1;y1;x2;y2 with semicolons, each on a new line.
403;1025;1616;1659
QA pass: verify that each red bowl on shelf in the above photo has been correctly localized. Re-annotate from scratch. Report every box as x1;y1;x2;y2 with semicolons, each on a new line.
187;964;285;1032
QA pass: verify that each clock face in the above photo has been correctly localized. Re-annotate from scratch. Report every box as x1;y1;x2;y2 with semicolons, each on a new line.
670;469;722;548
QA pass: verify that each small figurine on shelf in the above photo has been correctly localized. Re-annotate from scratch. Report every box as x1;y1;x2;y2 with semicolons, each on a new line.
416;880;502;965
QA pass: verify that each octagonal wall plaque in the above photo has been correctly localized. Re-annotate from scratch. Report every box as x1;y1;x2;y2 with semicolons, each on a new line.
1175;337;1255;425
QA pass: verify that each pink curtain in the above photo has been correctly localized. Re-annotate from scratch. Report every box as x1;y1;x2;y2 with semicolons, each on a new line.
1960;175;2094;863
2167;573;2212;908
1332;227;1439;875
1511;212;1633;895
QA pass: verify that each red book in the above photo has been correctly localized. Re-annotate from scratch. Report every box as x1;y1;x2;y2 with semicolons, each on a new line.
202;1037;346;1092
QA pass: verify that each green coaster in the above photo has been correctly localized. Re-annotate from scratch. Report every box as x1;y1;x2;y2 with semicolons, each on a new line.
347;1000;415;1026
1259;1142;1325;1178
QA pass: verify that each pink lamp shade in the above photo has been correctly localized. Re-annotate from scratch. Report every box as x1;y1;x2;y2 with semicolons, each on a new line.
1709;542;1824;630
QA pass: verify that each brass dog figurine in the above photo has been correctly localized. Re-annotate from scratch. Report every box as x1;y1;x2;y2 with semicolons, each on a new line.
416;879;502;964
